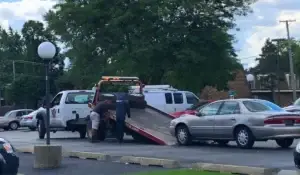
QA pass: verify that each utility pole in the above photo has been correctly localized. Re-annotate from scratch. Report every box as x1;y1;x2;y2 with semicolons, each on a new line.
280;19;297;101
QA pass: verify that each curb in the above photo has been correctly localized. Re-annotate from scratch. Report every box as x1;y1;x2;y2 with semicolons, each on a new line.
191;162;280;175
120;156;180;168
65;151;111;161
17;146;300;175
16;147;111;161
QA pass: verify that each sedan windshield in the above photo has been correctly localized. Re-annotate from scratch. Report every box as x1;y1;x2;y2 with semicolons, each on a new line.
243;100;284;112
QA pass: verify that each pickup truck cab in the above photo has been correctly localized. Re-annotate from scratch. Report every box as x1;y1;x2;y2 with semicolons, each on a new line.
36;90;94;139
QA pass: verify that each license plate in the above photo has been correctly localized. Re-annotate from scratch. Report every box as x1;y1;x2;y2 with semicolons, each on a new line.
284;120;294;126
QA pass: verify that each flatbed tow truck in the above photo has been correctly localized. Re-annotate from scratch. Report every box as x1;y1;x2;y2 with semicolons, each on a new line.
86;76;176;145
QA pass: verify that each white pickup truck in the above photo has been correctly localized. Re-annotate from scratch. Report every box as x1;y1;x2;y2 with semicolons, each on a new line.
36;90;94;139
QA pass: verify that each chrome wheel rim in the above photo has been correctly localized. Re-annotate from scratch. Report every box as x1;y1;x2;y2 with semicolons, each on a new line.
177;129;187;143
10;123;18;130
237;129;248;146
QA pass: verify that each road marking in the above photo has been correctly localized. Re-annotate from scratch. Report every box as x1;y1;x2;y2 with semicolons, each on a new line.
17;173;24;175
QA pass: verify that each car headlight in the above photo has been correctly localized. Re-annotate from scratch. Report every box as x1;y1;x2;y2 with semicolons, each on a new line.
296;143;300;153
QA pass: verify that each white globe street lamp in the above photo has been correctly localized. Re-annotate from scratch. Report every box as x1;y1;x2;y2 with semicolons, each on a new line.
246;74;254;82
38;41;56;60
37;41;56;146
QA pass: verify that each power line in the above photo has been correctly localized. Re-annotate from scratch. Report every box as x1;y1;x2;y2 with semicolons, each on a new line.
280;19;297;101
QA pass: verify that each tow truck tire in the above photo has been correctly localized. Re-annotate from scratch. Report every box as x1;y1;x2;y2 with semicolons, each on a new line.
79;127;87;139
37;119;46;139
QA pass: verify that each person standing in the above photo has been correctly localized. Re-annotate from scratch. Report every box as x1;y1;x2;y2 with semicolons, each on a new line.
115;93;130;143
89;99;111;142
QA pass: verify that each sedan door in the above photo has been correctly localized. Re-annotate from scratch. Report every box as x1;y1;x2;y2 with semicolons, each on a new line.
192;101;223;138
213;101;241;139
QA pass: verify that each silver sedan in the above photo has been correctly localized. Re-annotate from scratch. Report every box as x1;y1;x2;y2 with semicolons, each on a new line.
170;98;300;149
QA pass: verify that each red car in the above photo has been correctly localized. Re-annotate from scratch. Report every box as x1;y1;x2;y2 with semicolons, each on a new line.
170;100;213;118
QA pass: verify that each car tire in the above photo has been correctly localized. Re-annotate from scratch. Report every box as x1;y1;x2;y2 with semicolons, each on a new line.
175;125;192;146
276;138;294;148
234;126;255;149
9;122;19;130
37;120;46;139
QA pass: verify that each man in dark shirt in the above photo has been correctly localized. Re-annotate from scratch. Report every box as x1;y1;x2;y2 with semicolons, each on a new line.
90;100;111;142
115;93;130;143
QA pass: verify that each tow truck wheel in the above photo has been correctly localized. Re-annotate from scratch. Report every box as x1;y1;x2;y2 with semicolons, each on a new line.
37;120;46;139
79;127;87;139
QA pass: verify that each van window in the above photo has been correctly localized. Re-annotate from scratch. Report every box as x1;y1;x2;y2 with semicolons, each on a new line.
185;92;198;104
165;93;173;104
173;93;183;104
65;92;94;104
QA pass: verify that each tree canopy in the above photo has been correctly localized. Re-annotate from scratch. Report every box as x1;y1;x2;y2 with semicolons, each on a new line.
0;0;256;107
44;0;254;92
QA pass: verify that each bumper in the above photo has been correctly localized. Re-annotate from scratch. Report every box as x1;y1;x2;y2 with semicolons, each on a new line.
1;153;19;174
169;126;176;136
252;126;300;139
20;120;36;128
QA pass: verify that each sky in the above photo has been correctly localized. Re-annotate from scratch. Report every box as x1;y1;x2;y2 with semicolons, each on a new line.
0;0;299;69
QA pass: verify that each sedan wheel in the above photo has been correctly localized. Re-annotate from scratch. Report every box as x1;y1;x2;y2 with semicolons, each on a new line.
9;122;19;130
235;126;254;149
176;125;192;145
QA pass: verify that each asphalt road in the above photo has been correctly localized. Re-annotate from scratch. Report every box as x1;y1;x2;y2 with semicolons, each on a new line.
18;153;163;175
1;129;298;170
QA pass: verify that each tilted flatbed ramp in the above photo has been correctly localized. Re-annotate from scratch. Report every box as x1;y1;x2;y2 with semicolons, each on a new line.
110;105;176;145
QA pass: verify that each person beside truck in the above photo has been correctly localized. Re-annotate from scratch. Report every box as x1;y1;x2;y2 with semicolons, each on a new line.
115;93;131;143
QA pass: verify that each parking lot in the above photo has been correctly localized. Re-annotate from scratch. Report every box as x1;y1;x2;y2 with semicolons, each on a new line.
0;128;298;170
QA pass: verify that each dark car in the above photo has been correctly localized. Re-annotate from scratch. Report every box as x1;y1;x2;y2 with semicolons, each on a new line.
0;138;19;175
294;142;300;169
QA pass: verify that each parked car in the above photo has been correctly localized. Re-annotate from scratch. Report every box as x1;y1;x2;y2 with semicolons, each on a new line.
0;109;34;130
0;137;19;174
170;98;300;149
20;108;44;131
129;85;200;113
283;98;300;113
170;100;213;118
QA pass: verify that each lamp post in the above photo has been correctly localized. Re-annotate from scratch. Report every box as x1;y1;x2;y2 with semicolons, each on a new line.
34;41;62;169
37;41;56;145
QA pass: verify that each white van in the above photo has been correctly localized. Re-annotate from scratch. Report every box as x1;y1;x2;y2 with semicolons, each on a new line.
37;90;94;139
129;85;199;113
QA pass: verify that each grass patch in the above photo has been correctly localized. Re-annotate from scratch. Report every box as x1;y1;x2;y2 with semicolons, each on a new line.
127;169;232;175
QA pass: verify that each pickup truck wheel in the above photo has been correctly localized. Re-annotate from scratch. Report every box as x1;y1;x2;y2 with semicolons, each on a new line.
9;122;19;130
276;138;294;148
37;120;46;139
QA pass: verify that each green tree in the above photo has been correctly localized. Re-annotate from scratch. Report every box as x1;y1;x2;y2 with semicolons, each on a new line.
45;0;255;92
2;21;66;107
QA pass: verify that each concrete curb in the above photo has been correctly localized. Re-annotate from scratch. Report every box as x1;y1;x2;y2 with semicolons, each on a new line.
65;151;111;161
191;163;280;175
17;146;300;175
16;147;111;161
120;156;180;168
